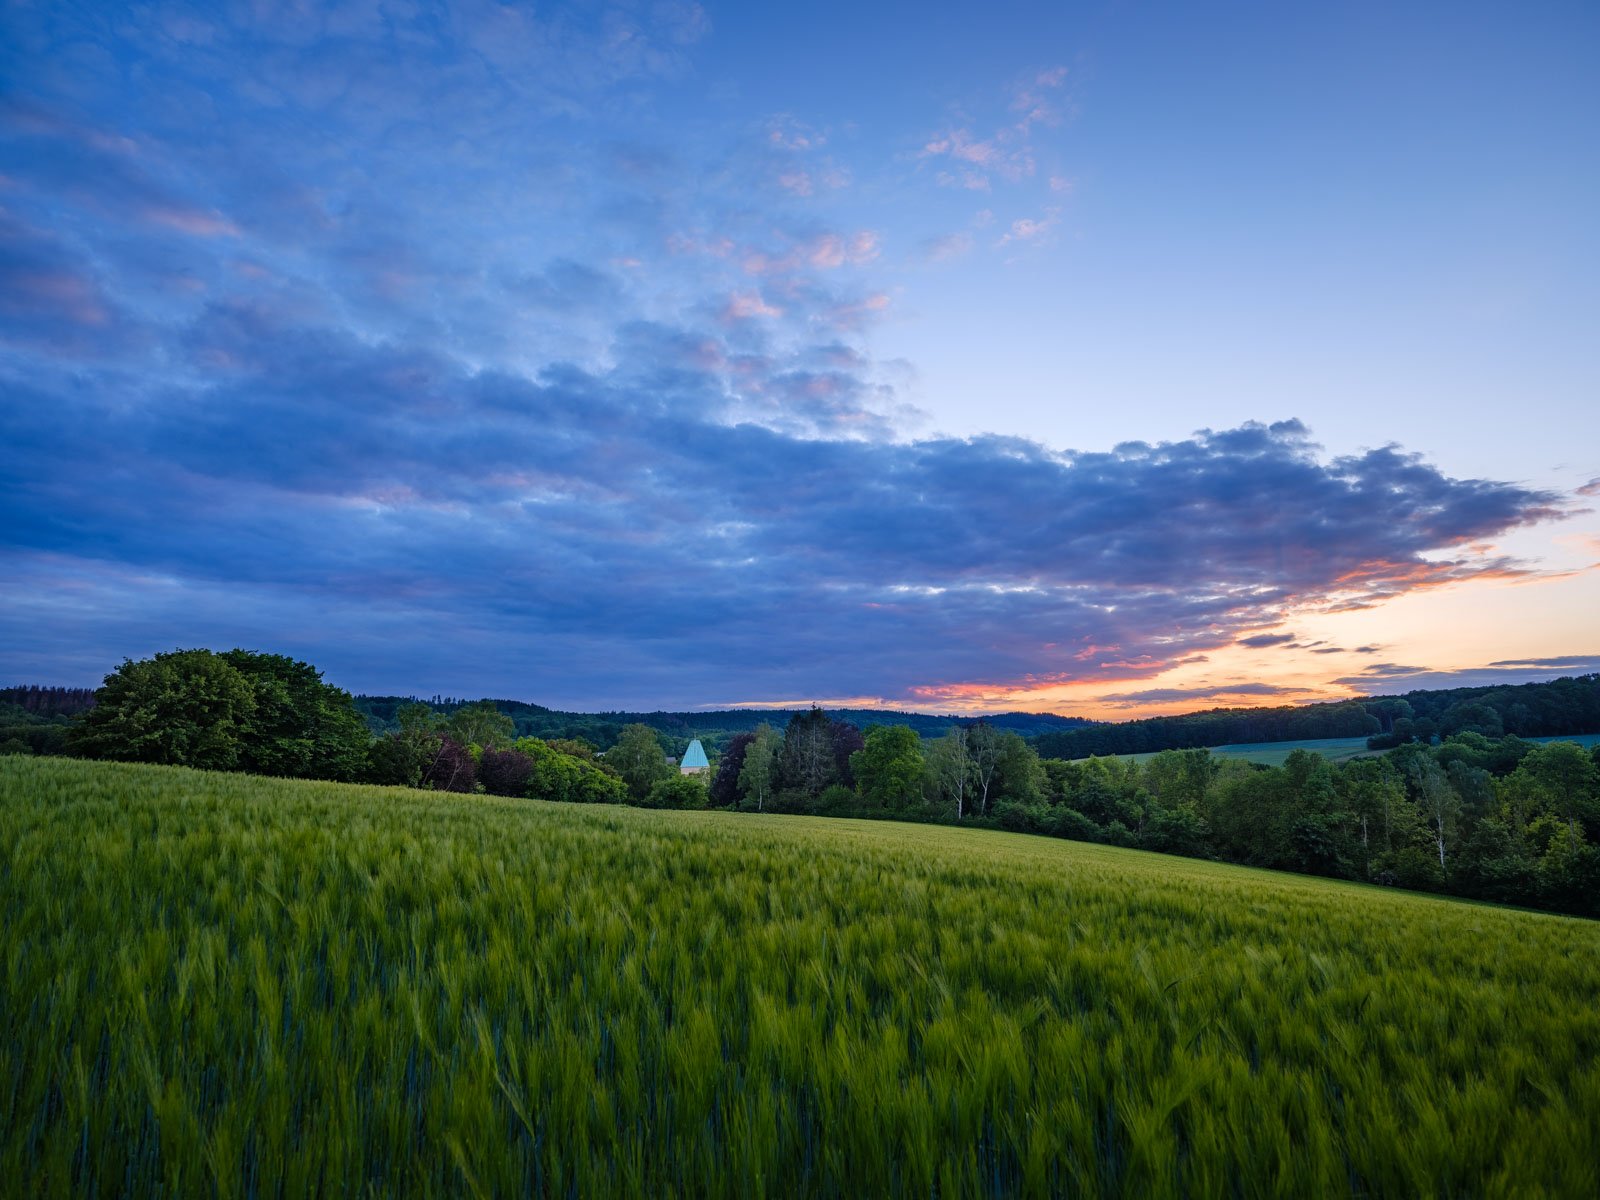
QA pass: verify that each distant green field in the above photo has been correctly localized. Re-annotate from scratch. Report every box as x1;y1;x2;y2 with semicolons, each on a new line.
3;757;1598;1197
1091;732;1600;768
1085;736;1379;767
1530;732;1600;750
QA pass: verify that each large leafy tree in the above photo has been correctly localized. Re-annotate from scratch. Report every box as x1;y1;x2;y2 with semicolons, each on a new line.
221;650;370;781
851;725;924;809
515;737;628;804
365;703;443;787
446;700;515;750
608;723;671;801
67;649;257;770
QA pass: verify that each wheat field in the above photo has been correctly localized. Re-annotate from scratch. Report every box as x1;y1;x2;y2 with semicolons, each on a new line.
2;756;1597;1197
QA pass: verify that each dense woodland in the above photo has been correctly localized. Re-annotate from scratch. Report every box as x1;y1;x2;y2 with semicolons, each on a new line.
350;695;1088;750
1034;676;1600;757
14;649;1599;918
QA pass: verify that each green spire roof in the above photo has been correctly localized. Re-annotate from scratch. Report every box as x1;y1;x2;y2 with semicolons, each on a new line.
681;739;709;770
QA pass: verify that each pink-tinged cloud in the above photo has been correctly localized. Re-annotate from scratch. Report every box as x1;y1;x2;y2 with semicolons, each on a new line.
937;169;992;192
777;171;812;196
145;205;239;237
998;208;1060;246
805;231;879;268
722;291;782;321
1577;477;1600;496
1009;65;1070;131
824;292;890;329
766;116;823;151
667;233;734;258
3;270;110;327
921;231;973;262
922;129;1000;166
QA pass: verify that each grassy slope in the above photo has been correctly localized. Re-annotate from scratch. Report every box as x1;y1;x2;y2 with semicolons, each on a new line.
2;758;1598;1198
1095;736;1378;767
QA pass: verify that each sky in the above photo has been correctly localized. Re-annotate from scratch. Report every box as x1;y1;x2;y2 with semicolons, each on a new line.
1;0;1597;717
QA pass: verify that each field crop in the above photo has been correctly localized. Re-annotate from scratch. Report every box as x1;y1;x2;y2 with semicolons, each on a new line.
1529;733;1600;750
1090;736;1380;767
3;756;1598;1197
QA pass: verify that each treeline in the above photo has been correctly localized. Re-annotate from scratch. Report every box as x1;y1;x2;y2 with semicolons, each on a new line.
0;686;96;717
1366;675;1600;747
351;694;1089;755
1033;675;1600;758
0;687;98;758
18;649;1600;919
1034;699;1383;757
1022;736;1600;918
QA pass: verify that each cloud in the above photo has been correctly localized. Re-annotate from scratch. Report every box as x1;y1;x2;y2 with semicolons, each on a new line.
997;208;1060;247
1009;65;1070;132
1577;477;1600;497
720;292;783;321
922;126;1035;191
0;311;1566;703
920;232;973;262
1098;683;1315;707
1236;632;1296;648
1335;656;1600;693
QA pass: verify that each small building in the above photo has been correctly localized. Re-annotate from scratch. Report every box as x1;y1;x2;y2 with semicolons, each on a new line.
680;739;710;776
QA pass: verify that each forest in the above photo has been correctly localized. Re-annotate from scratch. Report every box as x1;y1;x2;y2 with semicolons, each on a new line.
19;649;1599;919
348;694;1090;746
1033;675;1600;757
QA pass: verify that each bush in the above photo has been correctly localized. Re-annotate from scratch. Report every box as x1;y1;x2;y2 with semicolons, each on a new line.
642;774;708;810
1046;806;1104;843
816;784;859;816
1104;820;1138;848
994;800;1043;834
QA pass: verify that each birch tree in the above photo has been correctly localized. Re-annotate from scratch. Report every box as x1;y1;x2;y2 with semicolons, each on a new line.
1411;758;1462;870
739;724;780;813
968;721;1001;817
929;727;973;819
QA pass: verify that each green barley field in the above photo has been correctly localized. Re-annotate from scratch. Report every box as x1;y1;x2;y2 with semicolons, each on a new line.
1089;736;1380;767
3;757;1598;1197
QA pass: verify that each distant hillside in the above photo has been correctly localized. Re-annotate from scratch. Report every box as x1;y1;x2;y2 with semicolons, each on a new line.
0;686;97;757
351;696;1091;753
1032;673;1600;759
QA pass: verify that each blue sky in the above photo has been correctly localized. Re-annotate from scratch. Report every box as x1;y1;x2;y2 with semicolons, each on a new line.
2;1;1596;713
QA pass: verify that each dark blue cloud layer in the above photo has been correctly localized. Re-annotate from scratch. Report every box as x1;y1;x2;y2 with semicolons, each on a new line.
0;310;1563;704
